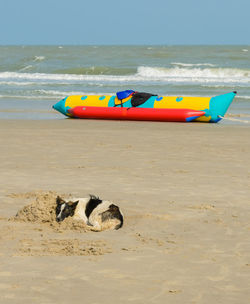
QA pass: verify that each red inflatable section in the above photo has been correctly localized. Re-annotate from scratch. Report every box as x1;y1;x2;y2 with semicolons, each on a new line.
68;106;205;122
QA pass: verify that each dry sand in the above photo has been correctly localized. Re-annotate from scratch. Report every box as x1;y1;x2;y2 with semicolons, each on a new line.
0;119;249;304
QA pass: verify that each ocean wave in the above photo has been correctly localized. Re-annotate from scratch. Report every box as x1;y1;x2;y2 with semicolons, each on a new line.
137;66;250;78
33;56;45;62
1;66;250;85
36;89;113;96
136;66;250;84
55;66;136;75
0;91;113;100
0;81;36;86
171;62;216;67
0;94;55;100
227;113;250;118
19;65;33;72
237;95;250;99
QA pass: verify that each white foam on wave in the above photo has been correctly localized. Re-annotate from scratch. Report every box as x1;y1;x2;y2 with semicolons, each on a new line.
0;71;138;83
237;95;250;99
136;66;250;84
33;56;45;62
171;62;216;67
0;94;52;100
1;67;250;85
0;91;113;100
0;81;35;86
19;65;33;72
36;89;112;97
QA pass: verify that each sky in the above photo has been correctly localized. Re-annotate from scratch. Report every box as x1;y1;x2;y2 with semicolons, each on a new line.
0;0;249;45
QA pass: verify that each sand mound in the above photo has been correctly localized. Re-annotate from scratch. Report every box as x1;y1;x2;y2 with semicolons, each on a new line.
13;191;89;232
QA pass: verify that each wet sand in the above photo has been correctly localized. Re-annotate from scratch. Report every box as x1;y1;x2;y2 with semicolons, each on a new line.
0;119;250;303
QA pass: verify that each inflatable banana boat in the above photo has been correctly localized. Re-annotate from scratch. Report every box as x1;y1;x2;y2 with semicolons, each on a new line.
53;91;237;123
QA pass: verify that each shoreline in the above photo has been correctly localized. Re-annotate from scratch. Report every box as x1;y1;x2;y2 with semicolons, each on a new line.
1;96;250;123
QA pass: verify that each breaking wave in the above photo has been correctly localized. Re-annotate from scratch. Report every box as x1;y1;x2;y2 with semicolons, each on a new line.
33;56;45;62
136;66;250;84
1;66;250;85
171;62;216;67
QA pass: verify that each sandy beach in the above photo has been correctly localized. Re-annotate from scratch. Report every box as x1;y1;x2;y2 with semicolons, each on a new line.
0;118;250;304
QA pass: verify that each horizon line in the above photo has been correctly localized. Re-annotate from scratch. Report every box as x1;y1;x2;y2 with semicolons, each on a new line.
0;43;249;47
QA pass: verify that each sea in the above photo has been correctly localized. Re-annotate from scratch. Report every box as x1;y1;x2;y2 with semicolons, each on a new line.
0;45;250;122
